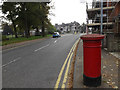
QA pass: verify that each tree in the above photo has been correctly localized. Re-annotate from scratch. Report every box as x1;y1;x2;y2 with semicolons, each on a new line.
16;2;32;38
46;22;56;34
2;2;18;38
2;23;13;35
40;3;50;37
2;2;52;38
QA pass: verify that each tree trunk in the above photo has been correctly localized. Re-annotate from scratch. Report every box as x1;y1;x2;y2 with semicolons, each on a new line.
10;15;18;38
25;20;30;38
42;20;45;37
22;3;30;38
27;28;30;37
35;27;40;36
25;27;30;38
13;24;18;38
25;29;28;38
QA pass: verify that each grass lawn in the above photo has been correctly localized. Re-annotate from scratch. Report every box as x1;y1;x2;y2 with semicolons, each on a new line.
1;34;52;46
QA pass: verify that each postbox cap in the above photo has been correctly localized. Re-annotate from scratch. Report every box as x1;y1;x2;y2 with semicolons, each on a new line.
80;34;104;40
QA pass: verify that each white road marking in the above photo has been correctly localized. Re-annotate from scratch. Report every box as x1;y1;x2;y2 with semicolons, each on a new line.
34;44;49;52
2;57;21;67
54;40;57;43
61;34;72;37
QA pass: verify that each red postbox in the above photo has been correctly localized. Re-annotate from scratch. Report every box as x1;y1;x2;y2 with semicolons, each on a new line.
81;34;104;87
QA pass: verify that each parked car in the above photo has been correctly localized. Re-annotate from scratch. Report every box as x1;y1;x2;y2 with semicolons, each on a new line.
53;32;60;38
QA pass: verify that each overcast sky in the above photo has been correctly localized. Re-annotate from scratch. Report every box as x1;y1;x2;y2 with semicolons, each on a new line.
0;0;92;29
49;0;92;25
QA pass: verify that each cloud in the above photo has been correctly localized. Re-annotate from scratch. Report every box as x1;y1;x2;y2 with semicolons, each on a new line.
49;0;88;25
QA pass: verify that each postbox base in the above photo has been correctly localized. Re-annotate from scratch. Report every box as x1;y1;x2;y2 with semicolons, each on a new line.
83;74;101;87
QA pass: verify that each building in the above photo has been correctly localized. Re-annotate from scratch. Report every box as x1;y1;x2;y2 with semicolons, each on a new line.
86;1;120;51
55;21;80;33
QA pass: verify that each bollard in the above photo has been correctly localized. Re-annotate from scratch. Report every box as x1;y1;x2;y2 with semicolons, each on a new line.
81;34;104;87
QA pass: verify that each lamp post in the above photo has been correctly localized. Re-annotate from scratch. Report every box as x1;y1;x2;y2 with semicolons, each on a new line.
100;0;103;34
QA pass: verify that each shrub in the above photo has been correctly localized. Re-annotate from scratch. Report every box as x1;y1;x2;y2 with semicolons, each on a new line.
2;35;9;41
0;34;2;41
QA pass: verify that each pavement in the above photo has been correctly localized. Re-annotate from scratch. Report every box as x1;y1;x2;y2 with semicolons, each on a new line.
2;33;81;88
73;38;119;89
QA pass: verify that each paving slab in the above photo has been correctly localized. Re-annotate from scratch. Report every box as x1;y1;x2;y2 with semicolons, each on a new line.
73;40;119;89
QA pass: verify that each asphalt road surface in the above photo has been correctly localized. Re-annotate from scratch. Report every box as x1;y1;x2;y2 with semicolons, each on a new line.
2;33;81;88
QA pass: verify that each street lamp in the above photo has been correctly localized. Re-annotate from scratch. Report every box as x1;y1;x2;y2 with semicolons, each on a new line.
100;0;103;34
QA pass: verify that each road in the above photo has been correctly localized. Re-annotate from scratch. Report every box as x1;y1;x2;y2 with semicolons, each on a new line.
2;33;81;88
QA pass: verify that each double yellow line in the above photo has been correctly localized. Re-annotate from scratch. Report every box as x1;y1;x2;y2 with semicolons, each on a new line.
54;38;80;89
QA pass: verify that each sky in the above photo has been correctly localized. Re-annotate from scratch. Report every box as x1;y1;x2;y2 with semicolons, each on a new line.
0;0;92;30
49;0;92;25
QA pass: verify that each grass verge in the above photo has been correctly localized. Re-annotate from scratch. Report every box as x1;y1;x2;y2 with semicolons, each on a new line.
1;34;52;46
